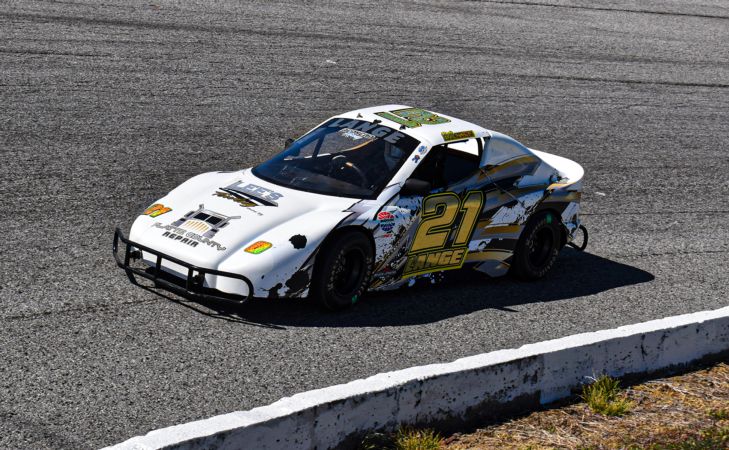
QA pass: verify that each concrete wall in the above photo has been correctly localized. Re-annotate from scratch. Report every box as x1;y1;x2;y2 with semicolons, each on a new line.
106;306;729;450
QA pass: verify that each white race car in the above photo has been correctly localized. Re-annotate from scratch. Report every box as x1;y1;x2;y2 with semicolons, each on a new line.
114;105;587;309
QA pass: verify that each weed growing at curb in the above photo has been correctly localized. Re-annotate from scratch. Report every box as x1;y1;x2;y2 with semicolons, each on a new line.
394;427;443;450
360;427;443;450
581;375;633;416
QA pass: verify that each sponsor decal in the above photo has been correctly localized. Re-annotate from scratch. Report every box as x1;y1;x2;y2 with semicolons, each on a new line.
441;130;476;142
327;118;405;145
377;210;396;232
219;181;283;207
172;205;238;239
153;222;228;251
375;108;450;129
411;154;421;163
417;145;428;154
245;241;272;254
155;204;238;251
402;191;484;278
338;128;376;141
143;203;172;218
403;248;467;277
214;190;257;208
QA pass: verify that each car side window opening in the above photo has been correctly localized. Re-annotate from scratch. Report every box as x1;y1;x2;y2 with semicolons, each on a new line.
482;137;529;167
410;138;483;189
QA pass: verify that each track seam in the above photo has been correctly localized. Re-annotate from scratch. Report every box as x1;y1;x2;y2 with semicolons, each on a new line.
608;249;728;259
0;298;159;322
582;210;729;216
505;73;729;89
473;0;729;20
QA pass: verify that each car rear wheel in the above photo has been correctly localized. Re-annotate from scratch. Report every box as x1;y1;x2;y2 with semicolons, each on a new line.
512;212;560;280
312;230;374;310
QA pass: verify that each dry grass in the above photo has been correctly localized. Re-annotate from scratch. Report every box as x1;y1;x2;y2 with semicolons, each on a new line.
444;362;729;450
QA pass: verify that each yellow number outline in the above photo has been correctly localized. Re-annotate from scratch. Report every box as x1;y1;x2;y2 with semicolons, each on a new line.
408;190;485;255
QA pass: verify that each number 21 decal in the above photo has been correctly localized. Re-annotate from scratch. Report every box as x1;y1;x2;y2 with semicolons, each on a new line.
403;191;484;278
375;107;451;129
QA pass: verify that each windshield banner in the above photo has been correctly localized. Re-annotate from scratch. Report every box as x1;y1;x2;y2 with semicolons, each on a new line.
327;118;406;145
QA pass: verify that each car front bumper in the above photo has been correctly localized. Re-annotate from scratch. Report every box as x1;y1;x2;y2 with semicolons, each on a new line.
112;227;253;303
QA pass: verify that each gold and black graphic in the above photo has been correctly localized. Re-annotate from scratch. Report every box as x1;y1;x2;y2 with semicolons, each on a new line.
403;190;484;278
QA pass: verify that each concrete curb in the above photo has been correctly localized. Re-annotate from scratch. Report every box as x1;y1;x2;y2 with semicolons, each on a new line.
106;306;729;450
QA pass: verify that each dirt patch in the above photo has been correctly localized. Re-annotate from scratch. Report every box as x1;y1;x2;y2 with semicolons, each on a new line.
444;362;729;449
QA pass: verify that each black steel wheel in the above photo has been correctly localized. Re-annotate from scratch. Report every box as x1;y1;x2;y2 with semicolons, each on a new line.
512;212;560;280
311;230;374;310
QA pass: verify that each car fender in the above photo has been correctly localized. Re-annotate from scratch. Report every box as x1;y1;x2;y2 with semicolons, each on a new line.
215;209;356;299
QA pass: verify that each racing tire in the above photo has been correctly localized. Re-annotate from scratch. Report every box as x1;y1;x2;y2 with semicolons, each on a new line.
512;212;560;280
312;230;374;311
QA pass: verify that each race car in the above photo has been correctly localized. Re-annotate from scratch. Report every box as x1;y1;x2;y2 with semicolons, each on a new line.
113;105;587;310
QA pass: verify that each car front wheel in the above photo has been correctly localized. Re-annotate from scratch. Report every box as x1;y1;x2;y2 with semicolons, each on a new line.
312;230;374;310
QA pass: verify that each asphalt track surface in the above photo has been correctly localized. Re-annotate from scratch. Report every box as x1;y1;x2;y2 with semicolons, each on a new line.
1;0;728;448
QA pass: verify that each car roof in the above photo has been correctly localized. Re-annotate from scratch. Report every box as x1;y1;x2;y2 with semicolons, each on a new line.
334;105;492;146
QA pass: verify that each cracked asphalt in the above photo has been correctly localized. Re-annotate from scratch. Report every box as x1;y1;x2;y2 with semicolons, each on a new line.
1;0;728;448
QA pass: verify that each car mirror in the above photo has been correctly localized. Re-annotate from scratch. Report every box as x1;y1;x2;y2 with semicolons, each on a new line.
400;178;432;196
284;138;295;148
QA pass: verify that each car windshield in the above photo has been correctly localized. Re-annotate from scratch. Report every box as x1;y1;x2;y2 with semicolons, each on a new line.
252;118;419;199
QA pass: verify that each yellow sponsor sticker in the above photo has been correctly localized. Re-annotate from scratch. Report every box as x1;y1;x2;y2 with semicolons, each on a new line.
245;241;272;254
441;130;476;142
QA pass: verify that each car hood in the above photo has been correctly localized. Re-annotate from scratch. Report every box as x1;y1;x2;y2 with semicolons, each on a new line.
129;169;359;268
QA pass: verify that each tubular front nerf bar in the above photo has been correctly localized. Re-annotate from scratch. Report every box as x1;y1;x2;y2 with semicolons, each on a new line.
112;227;253;303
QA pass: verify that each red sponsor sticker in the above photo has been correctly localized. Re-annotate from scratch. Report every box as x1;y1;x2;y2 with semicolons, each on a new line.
377;211;395;221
